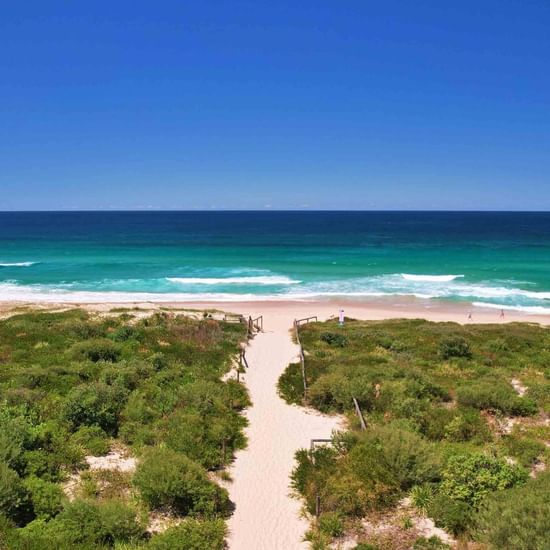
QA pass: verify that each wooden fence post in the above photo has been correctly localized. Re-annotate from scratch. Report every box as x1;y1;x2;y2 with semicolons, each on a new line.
352;396;367;431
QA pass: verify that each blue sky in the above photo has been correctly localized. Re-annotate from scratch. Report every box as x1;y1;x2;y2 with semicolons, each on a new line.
1;0;549;210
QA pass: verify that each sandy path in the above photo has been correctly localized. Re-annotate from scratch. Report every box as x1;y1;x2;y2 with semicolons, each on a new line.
226;313;342;550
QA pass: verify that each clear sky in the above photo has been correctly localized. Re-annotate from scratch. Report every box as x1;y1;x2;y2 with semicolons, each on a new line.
1;0;549;211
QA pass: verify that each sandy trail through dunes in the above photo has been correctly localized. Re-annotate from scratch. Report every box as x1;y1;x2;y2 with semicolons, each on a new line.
226;312;342;550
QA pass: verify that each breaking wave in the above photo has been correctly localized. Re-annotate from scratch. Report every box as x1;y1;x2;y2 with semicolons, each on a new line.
166;276;300;285
401;274;464;282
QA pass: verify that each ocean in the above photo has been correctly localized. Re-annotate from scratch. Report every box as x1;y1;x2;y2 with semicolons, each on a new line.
1;211;550;313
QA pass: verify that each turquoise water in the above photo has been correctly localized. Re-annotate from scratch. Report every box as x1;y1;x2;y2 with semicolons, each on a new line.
1;211;550;313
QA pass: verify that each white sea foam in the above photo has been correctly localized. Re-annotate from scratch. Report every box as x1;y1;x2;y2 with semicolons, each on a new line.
2;273;550;309
0;262;37;267
401;274;464;282
167;276;300;285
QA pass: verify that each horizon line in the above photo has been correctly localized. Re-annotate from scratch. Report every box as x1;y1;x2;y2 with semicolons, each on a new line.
1;209;550;214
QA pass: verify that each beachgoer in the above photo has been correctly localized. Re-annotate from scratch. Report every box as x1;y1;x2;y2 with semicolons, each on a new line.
468;312;473;321
339;309;345;326
500;309;505;319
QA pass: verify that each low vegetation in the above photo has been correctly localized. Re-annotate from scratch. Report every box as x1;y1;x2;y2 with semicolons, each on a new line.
0;309;248;548
280;319;550;549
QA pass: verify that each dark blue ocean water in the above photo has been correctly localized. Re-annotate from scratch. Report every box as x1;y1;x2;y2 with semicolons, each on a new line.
1;211;550;312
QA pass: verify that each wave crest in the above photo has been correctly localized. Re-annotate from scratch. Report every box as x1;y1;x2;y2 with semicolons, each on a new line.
401;273;464;282
0;262;37;267
166;276;300;286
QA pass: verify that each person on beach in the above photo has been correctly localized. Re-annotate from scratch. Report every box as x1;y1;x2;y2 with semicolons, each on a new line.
500;309;505;319
339;309;345;326
468;311;473;321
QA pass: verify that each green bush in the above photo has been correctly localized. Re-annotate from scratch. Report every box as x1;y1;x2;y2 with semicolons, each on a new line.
357;426;442;489
48;500;108;546
0;462;30;525
63;382;128;435
112;325;139;342
439;337;472;359
72;339;121;363
147;518;226;550
456;382;537;416
502;435;545;468
70;425;110;456
440;453;527;507
292;426;442;520
410;483;436;514
150;352;168;371
427;492;472;535
163;409;246;470
320;332;348;347
413;535;450;549
0;410;31;474
97;500;144;543
444;409;492;443
133;446;230;517
318;511;344;537
475;471;550;549
23;476;64;519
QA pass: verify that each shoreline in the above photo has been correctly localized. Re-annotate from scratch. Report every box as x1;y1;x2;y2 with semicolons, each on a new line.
2;296;550;325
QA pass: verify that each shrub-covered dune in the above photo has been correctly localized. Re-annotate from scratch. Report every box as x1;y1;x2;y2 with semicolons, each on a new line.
0;309;248;549
280;318;550;549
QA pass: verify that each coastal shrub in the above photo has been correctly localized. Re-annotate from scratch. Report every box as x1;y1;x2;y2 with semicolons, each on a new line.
410;483;436;513
0;463;30;525
63;382;128;435
440;453;527;507
307;373;353;413
163;409;246;470
318;512;344;537
439;337;472;359
147;518;226;550
70;426;110;456
474;471;550;549
99;361;143;391
111;325;139;342
50;500;108;546
97;500;144;543
443;409;491;443
150;352;168;371
502;435;545;467
0;415;29;474
0;515;17;548
133;446;230;516
23;476;64;519
278;362;309;404
413;536;450;549
456;382;537;416
427;492;472;535
355;426;442;489
292;427;442;519
72;339;121;363
320;332;348;347
291;446;338;500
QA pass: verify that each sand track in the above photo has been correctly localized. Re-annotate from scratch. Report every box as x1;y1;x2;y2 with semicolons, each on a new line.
226;314;342;550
